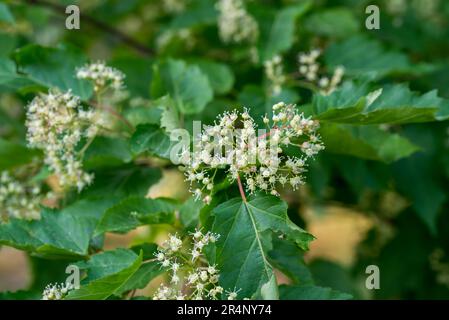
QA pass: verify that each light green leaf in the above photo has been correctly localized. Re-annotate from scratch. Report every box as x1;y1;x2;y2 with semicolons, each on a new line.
211;195;314;298
158;96;180;133
0;3;15;24
194;60;234;95
66;249;143;300
95;196;177;235
313;81;449;124
151;59;213;114
279;284;352;300
320;123;420;163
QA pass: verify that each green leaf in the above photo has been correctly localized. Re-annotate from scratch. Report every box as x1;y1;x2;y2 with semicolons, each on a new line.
124;106;162;127
180;197;203;231
258;1;311;61
393;154;446;234
110;56;153;98
0;291;41;300
304;8;359;39
95;196;177;235
279;284;352;300
130;124;175;159
325;36;433;78
151;59;213;114
0;58;36;92
0;33;17;57
0;138;40;171
0;198;115;258
159;97;180;133
116;261;164;295
82;166;161;198
84;136;133;169
320;123;420;163
211;195;314;298
170;0;217;29
194;60;234;95
12;44;93;100
130;243;158;260
313;82;449;124
0;3;15;24
66;249;142;300
268;237;314;285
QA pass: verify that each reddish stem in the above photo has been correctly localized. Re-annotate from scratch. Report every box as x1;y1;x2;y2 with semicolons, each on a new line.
236;174;247;202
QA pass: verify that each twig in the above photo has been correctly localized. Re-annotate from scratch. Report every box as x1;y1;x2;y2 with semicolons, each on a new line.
21;0;154;57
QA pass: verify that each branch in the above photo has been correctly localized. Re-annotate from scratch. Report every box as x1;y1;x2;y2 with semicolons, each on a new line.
22;0;154;57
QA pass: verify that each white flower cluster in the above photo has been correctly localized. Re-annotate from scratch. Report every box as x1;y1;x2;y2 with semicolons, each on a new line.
298;49;344;95
42;282;74;300
179;102;324;203
216;0;259;44
264;55;286;95
153;230;239;300
0;171;45;222
25;90;99;192
76;61;125;92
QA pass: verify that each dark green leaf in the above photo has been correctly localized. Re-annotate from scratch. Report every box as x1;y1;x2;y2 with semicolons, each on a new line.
130;124;175;159
211;195;314;298
84;136;133;169
279;284;352;300
12;45;93;99
0;198;115;258
66;249;142;300
95;196;177;235
0;138;40;171
82;166;161;198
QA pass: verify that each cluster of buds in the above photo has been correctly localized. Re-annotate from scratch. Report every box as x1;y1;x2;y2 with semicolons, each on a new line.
76;61;125;92
298;49;344;95
25;90;101;192
216;0;259;44
178;102;324;203
264;55;286;95
42;283;74;300
0;171;47;222
153;230;239;300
